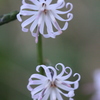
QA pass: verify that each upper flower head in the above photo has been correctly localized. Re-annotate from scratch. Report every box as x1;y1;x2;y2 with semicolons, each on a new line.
17;0;73;43
27;63;81;100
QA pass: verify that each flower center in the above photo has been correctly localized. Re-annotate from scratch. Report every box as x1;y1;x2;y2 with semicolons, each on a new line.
51;81;56;87
42;3;47;14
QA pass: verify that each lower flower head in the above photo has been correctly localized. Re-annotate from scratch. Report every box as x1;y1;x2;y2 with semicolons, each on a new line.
27;63;81;100
17;0;73;43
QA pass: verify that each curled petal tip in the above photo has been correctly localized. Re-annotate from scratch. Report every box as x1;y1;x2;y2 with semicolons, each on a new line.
67;13;73;21
22;0;26;4
35;37;38;43
22;28;28;32
17;14;22;22
68;91;75;97
73;73;81;82
66;2;73;8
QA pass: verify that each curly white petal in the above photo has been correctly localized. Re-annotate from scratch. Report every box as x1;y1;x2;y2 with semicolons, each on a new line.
21;4;38;10
61;67;72;80
56;88;63;100
57;0;65;9
28;74;47;81
36;65;52;81
57;88;75;98
47;66;57;81
50;89;57;100
55;63;66;77
31;84;45;96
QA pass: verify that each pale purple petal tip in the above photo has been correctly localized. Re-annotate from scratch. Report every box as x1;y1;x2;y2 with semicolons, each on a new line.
17;14;22;22
35;37;38;43
22;27;28;32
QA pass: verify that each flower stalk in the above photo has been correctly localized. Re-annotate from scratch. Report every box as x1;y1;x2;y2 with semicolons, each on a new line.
37;34;44;75
0;11;19;26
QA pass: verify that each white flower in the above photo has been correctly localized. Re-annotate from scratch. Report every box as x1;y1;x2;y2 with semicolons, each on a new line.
17;0;73;43
91;69;100;100
27;63;81;100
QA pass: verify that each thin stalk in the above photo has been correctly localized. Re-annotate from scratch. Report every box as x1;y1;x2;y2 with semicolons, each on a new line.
0;11;19;26
37;34;44;74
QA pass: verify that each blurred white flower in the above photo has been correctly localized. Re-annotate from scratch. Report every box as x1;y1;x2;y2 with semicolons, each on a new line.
91;69;100;100
27;63;81;100
17;0;73;43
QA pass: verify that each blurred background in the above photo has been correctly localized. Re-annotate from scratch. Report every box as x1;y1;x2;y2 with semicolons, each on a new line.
0;0;100;100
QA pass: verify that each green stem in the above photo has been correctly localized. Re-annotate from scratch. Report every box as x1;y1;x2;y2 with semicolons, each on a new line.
0;11;19;26
37;34;44;74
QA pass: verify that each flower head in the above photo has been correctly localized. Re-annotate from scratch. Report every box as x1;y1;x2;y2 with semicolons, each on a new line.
27;63;81;100
17;0;73;43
